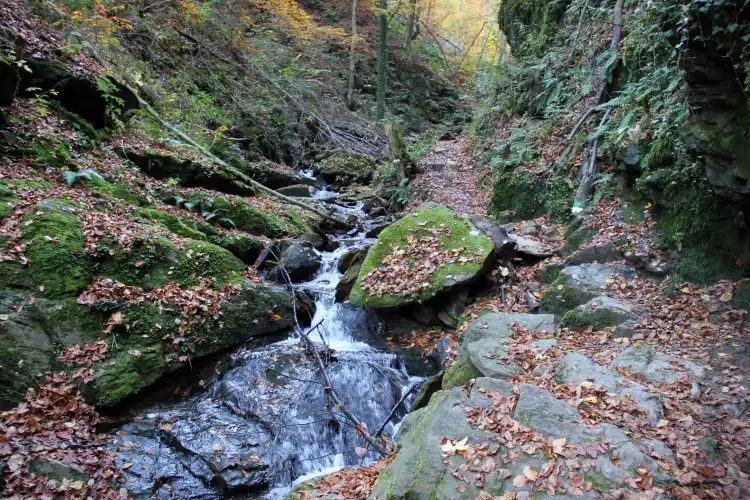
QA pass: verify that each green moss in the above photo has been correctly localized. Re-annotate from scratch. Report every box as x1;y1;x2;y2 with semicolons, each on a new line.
0;185;16;220
490;171;573;223
539;281;590;316
559;307;621;330
93;344;167;407
136;208;207;240
215;233;264;264
189;192;288;238
442;356;481;390
560;226;595;257
87;175;147;206
172;240;245;287
21;200;92;298
349;205;494;308
2;179;54;190
319;152;377;182
538;262;564;284
498;0;569;57
98;233;181;290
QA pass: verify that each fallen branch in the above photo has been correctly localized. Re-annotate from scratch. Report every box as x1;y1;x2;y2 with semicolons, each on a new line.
374;381;418;438
567;106;596;142
572;107;612;208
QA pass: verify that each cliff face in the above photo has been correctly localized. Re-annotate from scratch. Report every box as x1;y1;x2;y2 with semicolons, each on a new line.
480;0;750;284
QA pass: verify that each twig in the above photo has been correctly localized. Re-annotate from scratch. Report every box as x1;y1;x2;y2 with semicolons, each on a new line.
567;106;596;141
374;382;418;438
573;107;612;208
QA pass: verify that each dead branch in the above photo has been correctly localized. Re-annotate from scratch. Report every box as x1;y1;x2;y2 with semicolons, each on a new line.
567;106;596;141
374;381;418;438
573;107;612;207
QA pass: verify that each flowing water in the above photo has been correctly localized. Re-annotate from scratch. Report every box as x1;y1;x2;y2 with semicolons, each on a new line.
112;201;420;499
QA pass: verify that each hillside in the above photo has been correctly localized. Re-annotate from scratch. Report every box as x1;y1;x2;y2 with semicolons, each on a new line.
1;0;749;499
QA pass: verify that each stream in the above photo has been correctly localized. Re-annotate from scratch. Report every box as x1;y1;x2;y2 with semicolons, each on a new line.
110;195;422;499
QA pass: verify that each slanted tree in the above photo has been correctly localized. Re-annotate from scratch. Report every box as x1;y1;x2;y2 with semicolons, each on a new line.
376;0;388;120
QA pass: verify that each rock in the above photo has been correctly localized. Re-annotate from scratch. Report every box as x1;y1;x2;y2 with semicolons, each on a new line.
121;148;256;196
520;221;539;235
436;310;457;328
0;43;18;106
349;205;494;309
365;221;391;238
560;226;595;257
538;261;565;283
318;152;377;185
335;247;367;302
298;231;327;250
459;312;556;381
28;459;89;484
612;346;705;385
613;319;640;339
267;241;321;283
555;352;664;425
410;371;444;412
19;58;138;128
568;241;623;265
560;296;639;330
239;159;309;189
409;303;439;326
509;233;557;258
438;287;469;322
540;264;627;316
468;215;518;258
277;184;311;197
467;377;514;409
214;233;265;265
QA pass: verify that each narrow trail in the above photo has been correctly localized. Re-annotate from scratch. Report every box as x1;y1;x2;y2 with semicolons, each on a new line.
410;136;490;217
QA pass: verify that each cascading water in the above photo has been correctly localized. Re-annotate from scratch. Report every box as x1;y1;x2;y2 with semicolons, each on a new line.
111;201;420;499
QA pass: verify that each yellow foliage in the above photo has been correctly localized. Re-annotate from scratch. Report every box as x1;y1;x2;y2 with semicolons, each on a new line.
234;0;345;41
57;0;132;39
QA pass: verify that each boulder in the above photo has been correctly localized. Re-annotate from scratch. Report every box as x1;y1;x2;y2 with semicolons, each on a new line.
509;233;557;258
538;261;565;284
540;264;627;316
459;312;556;381
555;352;664;425
567;241;623;265
214;233;265;265
298;231;327;251
335;247;368;302
277;184;312;197
559;296;639;330
349;205;494;308
267;241;321;283
20;58;138;128
237;159;310;189
468;215;519;257
612;346;705;385
318;152;377;185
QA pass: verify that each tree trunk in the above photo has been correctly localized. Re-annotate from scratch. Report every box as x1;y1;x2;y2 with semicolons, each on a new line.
376;0;388;120
385;121;413;181
404;0;418;52
347;0;358;110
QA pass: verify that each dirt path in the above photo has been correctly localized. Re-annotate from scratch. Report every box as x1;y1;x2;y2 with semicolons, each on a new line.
410;136;490;217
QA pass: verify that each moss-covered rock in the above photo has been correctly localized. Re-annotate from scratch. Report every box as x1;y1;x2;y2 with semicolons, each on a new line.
92;280;296;407
86;174;147;206
187;192;289;237
441;355;481;390
214;233;265;264
490;171;573;223
559;297;638;331
318;152;377;185
349;205;494;308
540;264;624;316
136;208;207;240
21;199;92;299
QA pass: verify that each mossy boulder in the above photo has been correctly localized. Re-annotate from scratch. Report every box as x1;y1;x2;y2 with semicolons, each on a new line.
98;231;245;289
92;280;297;407
0;293;104;409
237;160;303;190
136;208;208;240
214;233;265;264
349;205;494;309
119;147;256;195
559;296;638;331
490;170;573;223
20;199;92;299
183;191;290;238
441;356;481;390
318;152;377;185
540;264;626;316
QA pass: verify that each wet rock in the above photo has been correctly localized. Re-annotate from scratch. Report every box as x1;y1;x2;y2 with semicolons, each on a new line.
298;231;327;251
555;352;663;425
410;303;439;326
612;346;705;385
613;319;640;339
335;247;367;302
267;241;321;283
568;241;623;265
560;296;639;330
350;205;494;309
277;184;312;197
540;264;628;316
457;312;556;381
365;221;391;238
